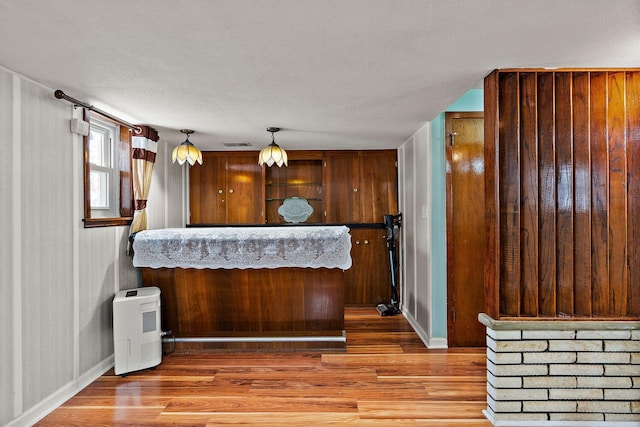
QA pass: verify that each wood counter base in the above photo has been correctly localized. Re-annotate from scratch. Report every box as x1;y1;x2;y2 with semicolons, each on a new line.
140;267;346;351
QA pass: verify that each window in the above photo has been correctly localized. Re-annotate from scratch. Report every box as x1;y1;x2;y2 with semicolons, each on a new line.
88;119;118;216
83;111;133;227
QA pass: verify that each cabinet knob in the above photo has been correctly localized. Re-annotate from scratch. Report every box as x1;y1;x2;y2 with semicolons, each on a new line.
218;189;224;194
353;188;358;192
355;240;361;245
229;189;234;194
364;240;369;245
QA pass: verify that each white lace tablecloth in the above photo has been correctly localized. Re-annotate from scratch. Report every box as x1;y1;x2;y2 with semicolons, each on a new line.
132;226;352;270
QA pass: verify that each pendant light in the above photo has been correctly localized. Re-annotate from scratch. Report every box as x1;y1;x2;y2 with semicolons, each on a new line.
258;127;288;167
172;129;203;166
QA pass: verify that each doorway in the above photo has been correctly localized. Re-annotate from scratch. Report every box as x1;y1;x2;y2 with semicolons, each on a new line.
445;112;486;347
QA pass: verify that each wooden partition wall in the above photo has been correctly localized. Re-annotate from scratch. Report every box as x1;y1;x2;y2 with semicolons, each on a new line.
484;69;640;319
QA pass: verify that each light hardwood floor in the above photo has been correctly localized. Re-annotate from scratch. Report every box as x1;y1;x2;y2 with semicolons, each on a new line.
37;308;490;426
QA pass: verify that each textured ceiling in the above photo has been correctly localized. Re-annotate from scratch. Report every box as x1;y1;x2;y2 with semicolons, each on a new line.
1;0;639;151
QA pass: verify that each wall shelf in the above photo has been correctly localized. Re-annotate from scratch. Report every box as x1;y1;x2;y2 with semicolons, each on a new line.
266;198;323;202
265;182;322;187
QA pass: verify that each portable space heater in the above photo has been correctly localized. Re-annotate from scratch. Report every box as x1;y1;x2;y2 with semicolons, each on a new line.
113;286;162;376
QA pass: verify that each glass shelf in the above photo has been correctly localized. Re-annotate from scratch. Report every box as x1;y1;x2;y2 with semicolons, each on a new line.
266;198;322;202
265;182;323;187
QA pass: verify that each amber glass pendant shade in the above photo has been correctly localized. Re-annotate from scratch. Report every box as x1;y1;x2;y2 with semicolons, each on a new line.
258;127;288;167
172;129;203;166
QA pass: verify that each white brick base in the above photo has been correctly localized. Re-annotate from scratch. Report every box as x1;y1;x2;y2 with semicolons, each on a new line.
479;314;640;426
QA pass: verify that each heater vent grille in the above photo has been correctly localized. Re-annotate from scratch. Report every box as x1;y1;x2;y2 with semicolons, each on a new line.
223;142;252;147
141;339;161;363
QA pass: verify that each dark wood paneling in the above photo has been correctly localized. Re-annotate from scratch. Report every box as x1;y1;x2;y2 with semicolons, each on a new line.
486;69;640;319
607;72;628;316
572;72;593;316
484;70;500;319
536;72;556;316
140;267;345;347
520;72;540;317
628;72;640;315
589;72;610;316
555;72;575;317
498;72;521;317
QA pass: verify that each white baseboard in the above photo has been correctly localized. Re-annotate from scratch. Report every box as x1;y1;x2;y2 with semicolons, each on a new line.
426;336;448;348
402;309;448;349
7;355;113;427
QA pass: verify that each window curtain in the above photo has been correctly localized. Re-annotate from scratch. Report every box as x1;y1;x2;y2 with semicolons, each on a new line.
129;126;159;240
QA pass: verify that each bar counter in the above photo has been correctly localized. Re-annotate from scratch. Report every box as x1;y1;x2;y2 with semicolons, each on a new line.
132;226;352;351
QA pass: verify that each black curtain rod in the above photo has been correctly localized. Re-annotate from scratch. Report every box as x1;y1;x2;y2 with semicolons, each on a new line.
54;89;142;134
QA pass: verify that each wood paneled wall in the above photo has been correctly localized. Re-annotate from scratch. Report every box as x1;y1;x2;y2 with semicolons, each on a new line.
485;69;640;319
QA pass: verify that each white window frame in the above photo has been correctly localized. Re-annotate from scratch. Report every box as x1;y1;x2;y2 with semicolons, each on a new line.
88;118;120;218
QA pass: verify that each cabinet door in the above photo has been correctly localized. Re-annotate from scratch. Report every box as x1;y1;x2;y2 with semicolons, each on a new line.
344;228;391;305
225;154;265;224
189;153;226;224
324;153;360;223
359;151;398;223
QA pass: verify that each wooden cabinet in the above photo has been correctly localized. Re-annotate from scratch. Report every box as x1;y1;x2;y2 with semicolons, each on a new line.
189;152;264;224
359;151;399;223
265;151;324;224
323;151;398;305
324;152;361;223
188;149;398;307
190;150;398;226
345;228;391;306
325;150;398;223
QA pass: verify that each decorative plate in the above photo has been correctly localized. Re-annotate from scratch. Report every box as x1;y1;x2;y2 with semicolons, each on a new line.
278;197;314;223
